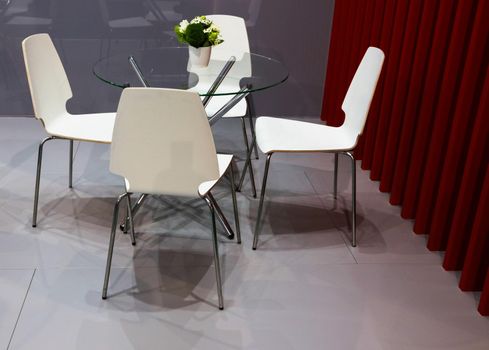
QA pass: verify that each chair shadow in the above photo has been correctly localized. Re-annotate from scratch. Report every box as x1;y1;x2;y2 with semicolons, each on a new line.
37;193;238;310
88;243;239;311
248;196;390;251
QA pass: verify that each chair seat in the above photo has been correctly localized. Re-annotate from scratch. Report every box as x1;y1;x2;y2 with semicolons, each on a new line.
124;154;233;197
198;154;233;196
256;117;357;154
45;112;116;144
203;96;247;118
188;82;247;118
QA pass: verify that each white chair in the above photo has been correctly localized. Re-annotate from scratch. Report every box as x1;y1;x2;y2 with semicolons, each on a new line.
188;14;258;195
22;33;116;227
252;47;385;249
102;87;241;310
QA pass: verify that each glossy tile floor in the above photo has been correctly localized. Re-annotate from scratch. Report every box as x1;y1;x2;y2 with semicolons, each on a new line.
0;117;488;350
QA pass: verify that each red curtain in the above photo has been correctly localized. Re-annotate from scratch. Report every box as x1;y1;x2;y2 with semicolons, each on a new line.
322;0;489;315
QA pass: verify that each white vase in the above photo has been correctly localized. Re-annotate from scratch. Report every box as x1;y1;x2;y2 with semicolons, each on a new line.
188;46;211;68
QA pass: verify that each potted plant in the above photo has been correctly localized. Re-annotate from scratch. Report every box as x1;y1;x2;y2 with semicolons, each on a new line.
175;16;224;67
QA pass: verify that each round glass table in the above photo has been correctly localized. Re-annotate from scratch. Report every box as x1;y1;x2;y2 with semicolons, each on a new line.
93;47;288;240
92;47;289;96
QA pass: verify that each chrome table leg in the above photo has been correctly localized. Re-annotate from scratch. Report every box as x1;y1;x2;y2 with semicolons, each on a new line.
229;162;241;244
237;130;257;197
245;89;259;159
252;153;273;250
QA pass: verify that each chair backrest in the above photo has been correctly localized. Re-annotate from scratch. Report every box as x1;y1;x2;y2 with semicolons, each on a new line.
206;14;250;60
341;47;385;141
110;88;220;197
22;33;72;128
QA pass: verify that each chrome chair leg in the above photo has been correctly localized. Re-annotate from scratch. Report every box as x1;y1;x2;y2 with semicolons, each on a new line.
248;116;259;160
102;193;128;299
240;116;251;161
208;193;235;240
122;205;129;234
237;117;257;197
204;196;224;310
132;194;148;215
121;193;147;232
345;151;357;247
333;153;339;199
229;162;241;244
245;93;259;159
237;130;257;198
252;153;273;250
69;140;73;189
125;194;136;246
32;136;56;227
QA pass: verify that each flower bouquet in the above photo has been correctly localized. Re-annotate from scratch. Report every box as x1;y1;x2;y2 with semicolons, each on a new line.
175;16;224;67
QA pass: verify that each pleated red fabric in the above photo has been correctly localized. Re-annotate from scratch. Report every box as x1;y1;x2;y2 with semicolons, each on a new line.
355;1;384;159
321;0;489;315
459;163;489;291
479;271;489;316
427;1;488;251
359;0;387;168
445;67;489;272
390;0;439;205
362;0;397;172
379;0;423;192
401;0;457;219
350;0;376;159
370;0;410;182
413;0;477;237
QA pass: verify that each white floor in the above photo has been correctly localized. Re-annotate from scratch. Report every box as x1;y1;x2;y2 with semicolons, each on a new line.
0;117;487;350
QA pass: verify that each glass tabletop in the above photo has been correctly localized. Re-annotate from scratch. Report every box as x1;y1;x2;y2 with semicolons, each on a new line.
93;47;288;96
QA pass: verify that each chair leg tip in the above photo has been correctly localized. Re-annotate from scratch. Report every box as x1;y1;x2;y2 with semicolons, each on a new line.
102;295;107;300
132;242;136;246
32;224;37;228
219;306;224;310
252;247;256;250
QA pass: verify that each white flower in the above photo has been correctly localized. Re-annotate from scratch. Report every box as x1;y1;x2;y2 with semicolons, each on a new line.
178;19;189;32
190;16;211;26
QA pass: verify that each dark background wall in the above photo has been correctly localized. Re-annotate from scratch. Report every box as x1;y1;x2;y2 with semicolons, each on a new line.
0;0;334;117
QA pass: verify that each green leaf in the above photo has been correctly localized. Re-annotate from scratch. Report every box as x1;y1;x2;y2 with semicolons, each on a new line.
174;25;185;43
185;23;206;48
